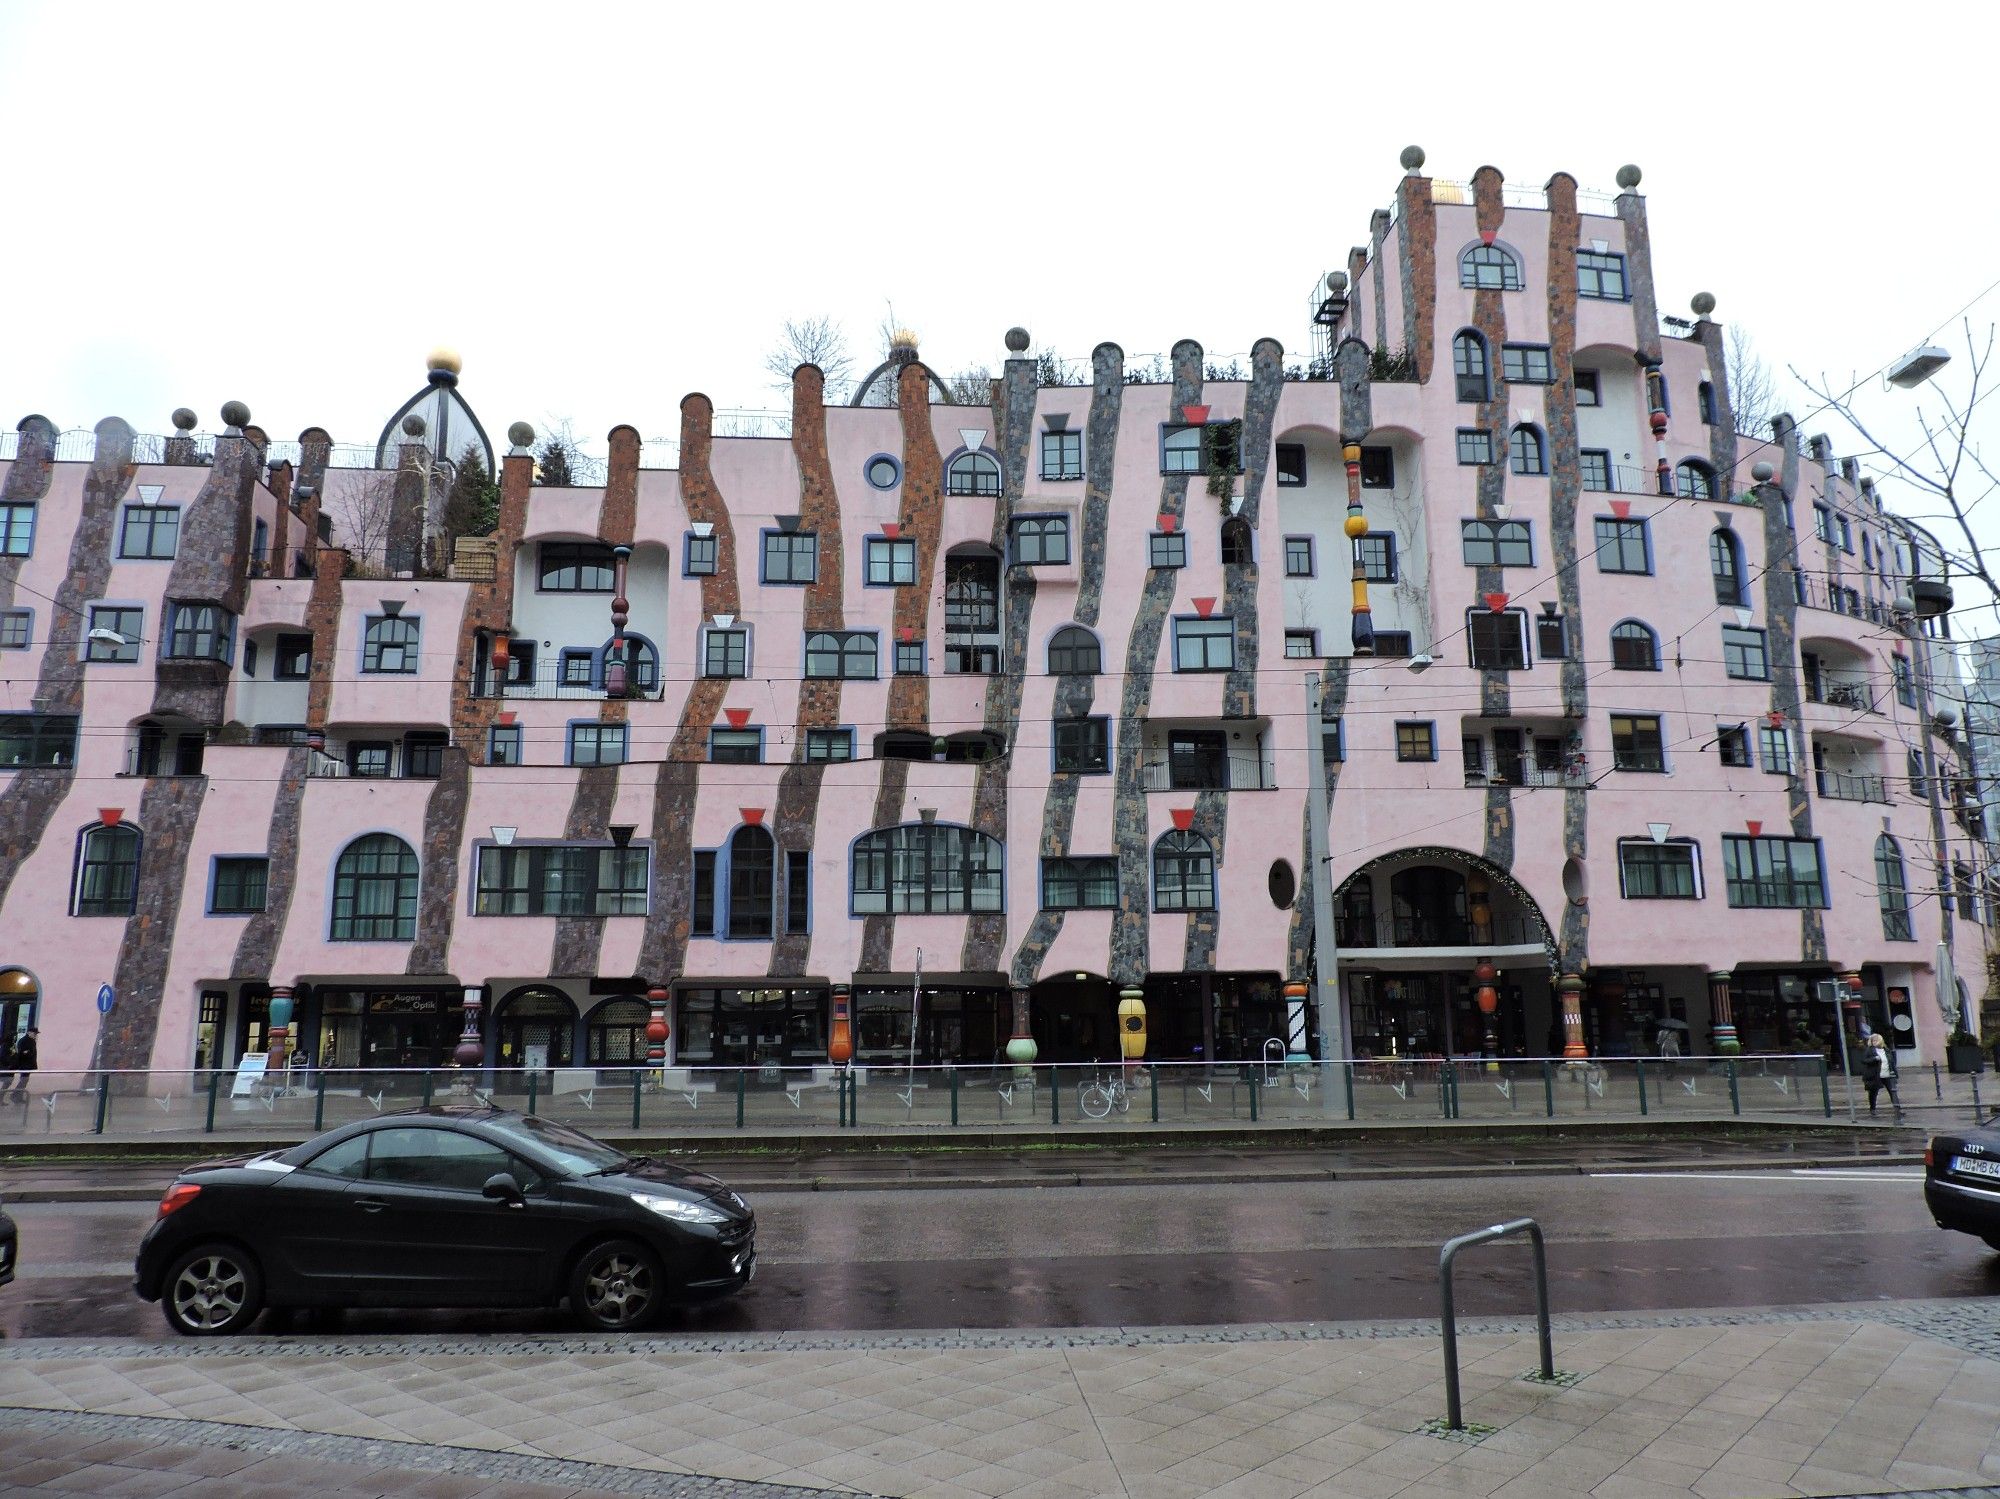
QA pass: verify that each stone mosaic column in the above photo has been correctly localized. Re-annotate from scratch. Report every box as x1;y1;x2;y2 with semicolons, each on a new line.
1708;970;1739;1054
1557;972;1587;1060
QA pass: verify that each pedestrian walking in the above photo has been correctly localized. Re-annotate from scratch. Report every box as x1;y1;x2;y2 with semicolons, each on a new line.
9;1027;35;1102
1862;1034;1903;1121
0;1031;14;1094
1655;1024;1681;1059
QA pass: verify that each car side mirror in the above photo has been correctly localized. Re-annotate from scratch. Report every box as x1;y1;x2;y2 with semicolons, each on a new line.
481;1172;525;1206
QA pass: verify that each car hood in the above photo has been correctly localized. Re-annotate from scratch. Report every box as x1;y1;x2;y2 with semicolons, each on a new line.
608;1159;750;1215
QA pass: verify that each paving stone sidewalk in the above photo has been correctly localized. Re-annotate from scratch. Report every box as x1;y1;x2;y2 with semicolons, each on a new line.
4;1300;2000;1498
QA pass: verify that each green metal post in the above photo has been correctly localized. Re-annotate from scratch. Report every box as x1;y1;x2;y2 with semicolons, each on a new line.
527;1070;538;1117
838;1070;848;1128
950;1068;959;1127
1636;1060;1648;1116
1051;1067;1060;1125
204;1070;219;1134
848;1070;858;1127
1150;1067;1160;1124
1342;1061;1355;1121
1542;1060;1555;1118
93;1074;110;1135
1727;1059;1741;1116
736;1068;746;1128
421;1071;434;1109
1249;1071;1260;1122
1819;1056;1832;1118
314;1069;327;1132
1451;1062;1462;1119
631;1070;642;1129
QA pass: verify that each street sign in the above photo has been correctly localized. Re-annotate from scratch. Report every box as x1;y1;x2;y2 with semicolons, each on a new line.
96;983;115;1015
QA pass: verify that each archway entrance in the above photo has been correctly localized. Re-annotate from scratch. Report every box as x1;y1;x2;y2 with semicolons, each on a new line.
0;968;37;1055
1030;976;1119;1065
494;987;578;1076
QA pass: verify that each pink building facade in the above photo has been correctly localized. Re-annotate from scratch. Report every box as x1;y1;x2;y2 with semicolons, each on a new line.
0;157;1984;1080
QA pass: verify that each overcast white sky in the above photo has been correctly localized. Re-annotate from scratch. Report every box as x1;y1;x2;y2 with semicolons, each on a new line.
4;2;1997;609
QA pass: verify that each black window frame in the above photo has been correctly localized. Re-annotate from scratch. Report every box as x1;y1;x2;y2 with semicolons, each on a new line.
1610;713;1666;772
893;640;926;676
1456;429;1494;466
1460;242;1523;291
1042;856;1118;911
210;855;271;915
1509;425;1548;476
1151;830;1215;912
166;602;233;663
489;724;523;766
1466;609;1530;672
1717;725;1752;768
1053;716;1110;774
684;533;719;576
329;833;419;941
1574;370;1602;406
1275;443;1307;487
865;536;917;586
804;630;878;681
1722;835;1829;910
74;823;141;916
805;727;854;763
1618;839;1701;900
1676;462;1717;500
1460;519;1534;567
1283;536;1315;577
850;822;1005;915
1172;616;1235;672
568;722;629;767
1047;626;1102;676
1610;620;1660;671
1356;533;1397;583
1040;430;1083;481
360;614;418;674
1452;330;1490;403
1359;446;1395;489
1577;250;1630;300
710;728;763;764
1149;531;1187;569
946;451;1003;498
403;731;447;779
703;627;748;679
118;505;180;560
473;843;649;918
0;500;35;557
538;541;616;593
1721;625;1770;681
1395;721;1437;762
1594;516;1652;575
1284;629;1318;659
1877;835;1914;941
1010;514;1071;567
1535;613;1569;660
760;530;818;585
273;632;312;680
0;609;28;650
1501;343;1554;384
86;605;142;663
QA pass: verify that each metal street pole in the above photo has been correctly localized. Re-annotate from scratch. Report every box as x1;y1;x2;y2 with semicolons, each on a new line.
1818;979;1857;1124
1306;673;1346;1112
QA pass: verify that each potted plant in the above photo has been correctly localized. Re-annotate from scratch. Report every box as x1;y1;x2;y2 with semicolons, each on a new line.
1948;1026;1986;1074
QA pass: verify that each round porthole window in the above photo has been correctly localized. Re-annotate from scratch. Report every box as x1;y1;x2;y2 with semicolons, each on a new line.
1268;859;1297;909
865;454;902;490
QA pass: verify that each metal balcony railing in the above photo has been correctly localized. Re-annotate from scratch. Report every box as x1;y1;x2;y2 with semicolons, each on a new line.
1333;913;1544;950
1816;769;1889;804
1807;679;1879;715
1140;759;1276;792
1464;765;1588;790
474;663;665;702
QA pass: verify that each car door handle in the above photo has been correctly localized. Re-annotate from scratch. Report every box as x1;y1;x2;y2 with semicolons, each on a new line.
354;1197;389;1213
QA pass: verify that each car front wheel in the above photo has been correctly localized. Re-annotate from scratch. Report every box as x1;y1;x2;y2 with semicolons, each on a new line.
569;1239;665;1332
162;1244;263;1336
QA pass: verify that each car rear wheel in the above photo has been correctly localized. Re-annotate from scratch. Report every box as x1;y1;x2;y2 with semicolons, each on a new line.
569;1239;665;1332
162;1244;263;1336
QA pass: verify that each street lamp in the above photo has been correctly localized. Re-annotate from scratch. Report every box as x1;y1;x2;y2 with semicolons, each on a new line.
1887;346;1951;389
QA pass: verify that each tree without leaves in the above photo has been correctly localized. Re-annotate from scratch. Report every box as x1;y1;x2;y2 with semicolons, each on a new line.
318;469;398;575
1726;325;1781;440
764;316;856;401
943;367;993;406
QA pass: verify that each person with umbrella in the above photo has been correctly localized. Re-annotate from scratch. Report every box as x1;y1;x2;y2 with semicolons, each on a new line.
1655;1017;1687;1059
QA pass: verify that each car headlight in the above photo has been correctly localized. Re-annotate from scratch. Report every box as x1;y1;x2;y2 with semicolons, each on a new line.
631;1192;728;1225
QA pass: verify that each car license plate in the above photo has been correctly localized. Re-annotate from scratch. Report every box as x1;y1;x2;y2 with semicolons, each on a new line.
1953;1155;2000;1181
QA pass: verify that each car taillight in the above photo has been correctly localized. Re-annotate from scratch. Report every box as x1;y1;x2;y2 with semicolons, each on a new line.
1924;1145;1934;1168
158;1183;201;1218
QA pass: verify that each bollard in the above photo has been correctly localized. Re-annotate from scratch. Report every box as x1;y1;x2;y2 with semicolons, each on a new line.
314;1069;328;1132
421;1071;435;1109
1249;1071;1260;1122
950;1068;959;1127
631;1070;642;1129
736;1068;746;1129
204;1070;220;1134
1151;1067;1160;1124
1543;1060;1555;1119
1439;1218;1555;1431
1934;1061;1944;1100
1051;1067;1060;1125
526;1070;538;1117
93;1074;111;1135
1973;1072;1985;1125
837;1070;848;1128
1636;1059;1648;1117
1343;1061;1357;1121
1726;1059;1740;1116
1819;1056;1832;1118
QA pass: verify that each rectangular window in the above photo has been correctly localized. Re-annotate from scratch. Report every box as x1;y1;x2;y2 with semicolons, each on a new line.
1620;840;1699;899
1577;250;1629;300
805;727;854;762
403;732;446;779
1456;429;1494;466
703;627;748;678
1574;370;1602;406
684;533;718;575
1284;629;1318;659
1610;714;1665;772
0;610;28;649
1721;626;1769;680
1580;450;1612;491
210;856;270;915
894;640;926;676
1372;631;1413;658
1461;519;1534;567
1359;446;1395;489
1536;613;1568;660
118;506;180;560
1173;617;1235;672
1813;504;1834;544
805;630;877;680
1501;344;1554;384
1395;722;1437;762
1759;725;1793;775
1011;514;1071;566
474;844;649;917
86;605;142;663
1838;517;1853;553
1275;443;1307;487
691;851;716;935
1698;382;1717;424
761;530;818;584
1284;536;1314;577
167;602;233;662
1053;717;1110;773
569;723;628;766
1594;517;1651;574
1149;532;1187;569
710;729;762;764
1892;656;1915;708
1041;430;1083;480
538;541;616;592
1722;835;1828;909
786;850;811;934
273;633;312;680
360;614;417;673
1907;748;1925;796
489;724;522;766
865;536;917;585
348;741;392;778
1042;856;1118;911
1321;714;1344;768
1161;423;1203;474
560;650;595;687
1356;533;1397;582
1717;725;1751;767
0;501;35;557
0;713;77;768
1467;610;1529;671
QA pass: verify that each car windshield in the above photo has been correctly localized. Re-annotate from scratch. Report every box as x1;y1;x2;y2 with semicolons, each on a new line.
480;1113;628;1177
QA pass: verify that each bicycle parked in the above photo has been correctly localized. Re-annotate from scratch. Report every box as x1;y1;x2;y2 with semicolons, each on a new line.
1077;1068;1132;1119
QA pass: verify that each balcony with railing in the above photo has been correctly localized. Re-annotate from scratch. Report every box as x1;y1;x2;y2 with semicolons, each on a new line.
1815;769;1890;804
1140;722;1275;791
1794;572;1885;624
473;660;665;702
1333;911;1545;951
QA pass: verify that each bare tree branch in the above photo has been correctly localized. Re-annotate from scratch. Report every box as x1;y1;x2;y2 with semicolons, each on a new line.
764;316;856;400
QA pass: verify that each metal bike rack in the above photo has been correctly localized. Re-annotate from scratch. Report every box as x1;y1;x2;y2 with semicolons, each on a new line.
1438;1217;1554;1430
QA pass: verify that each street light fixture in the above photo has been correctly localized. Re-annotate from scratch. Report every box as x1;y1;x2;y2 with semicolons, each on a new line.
1887;346;1951;389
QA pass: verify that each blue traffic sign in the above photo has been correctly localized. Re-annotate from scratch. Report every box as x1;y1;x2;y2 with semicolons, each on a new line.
96;983;115;1015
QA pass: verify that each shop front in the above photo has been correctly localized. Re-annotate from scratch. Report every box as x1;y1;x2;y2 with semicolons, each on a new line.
1344;969;1536;1059
674;985;830;1068
313;986;464;1069
852;978;1004;1065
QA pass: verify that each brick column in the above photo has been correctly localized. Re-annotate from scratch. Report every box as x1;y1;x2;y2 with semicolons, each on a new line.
1709;970;1739;1054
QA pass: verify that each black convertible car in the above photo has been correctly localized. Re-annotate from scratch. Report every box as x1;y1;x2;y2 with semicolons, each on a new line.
1925;1120;2000;1251
134;1107;754;1336
0;1198;15;1288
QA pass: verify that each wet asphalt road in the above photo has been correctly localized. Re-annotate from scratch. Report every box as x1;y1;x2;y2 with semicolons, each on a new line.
5;1164;1993;1341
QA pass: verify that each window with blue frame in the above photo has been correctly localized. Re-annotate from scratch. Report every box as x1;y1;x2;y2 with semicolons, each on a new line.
805;727;853;762
1010;515;1070;566
684;533;718;575
0;501;35;557
489;724;522;765
569;722;628;765
762;530;818;584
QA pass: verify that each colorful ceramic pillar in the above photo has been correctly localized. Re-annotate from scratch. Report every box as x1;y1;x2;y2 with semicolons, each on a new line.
1344;442;1373;654
1646;369;1671;496
1006;986;1037;1067
266;985;294;1072
452;984;485;1068
604;544;632;697
1474;958;1500;1068
1708;970;1739;1054
1118;987;1147;1080
1558;972;1588;1060
646;986;670;1069
829;984;853;1066
1283;980;1310;1063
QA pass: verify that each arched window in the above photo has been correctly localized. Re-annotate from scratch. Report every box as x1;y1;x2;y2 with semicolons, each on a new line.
1710;529;1744;606
1047;626;1101;676
73;823;140;916
494;987;577;1069
585;997;650;1065
331;833;419;941
851;823;1004;914
600;635;659;692
1460;243;1523;291
1452;331;1489;403
945;450;1002;498
1153;830;1216;912
1610;620;1660;671
1509;425;1547;476
727;824;776;939
1676;460;1717;500
361;614;419;674
1389;866;1470;946
1220;517;1252;566
1876;835;1914;941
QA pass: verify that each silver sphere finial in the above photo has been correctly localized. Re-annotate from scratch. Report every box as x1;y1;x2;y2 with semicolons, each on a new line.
1004;326;1031;354
1751;461;1775;483
220;400;250;430
1326;271;1348;294
401;414;426;438
1399;145;1426;172
171;407;197;432
507;421;535;450
1615;163;1642;190
1691;291;1716;317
